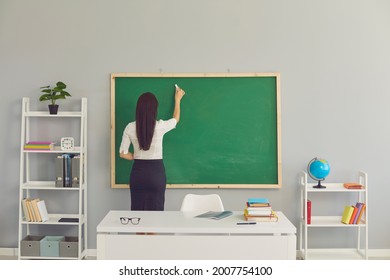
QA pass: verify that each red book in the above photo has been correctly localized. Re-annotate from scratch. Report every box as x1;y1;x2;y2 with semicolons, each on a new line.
307;200;311;224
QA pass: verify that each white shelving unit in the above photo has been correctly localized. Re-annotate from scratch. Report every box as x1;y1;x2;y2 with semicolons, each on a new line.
299;171;368;260
18;97;87;259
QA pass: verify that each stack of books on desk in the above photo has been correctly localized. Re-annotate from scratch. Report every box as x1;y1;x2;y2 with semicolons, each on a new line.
24;141;54;151
244;198;278;222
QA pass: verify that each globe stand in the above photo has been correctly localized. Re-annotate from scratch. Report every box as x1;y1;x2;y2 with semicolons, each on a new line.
313;180;326;189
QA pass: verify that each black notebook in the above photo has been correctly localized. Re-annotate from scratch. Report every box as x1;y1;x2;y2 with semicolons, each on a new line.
58;218;79;223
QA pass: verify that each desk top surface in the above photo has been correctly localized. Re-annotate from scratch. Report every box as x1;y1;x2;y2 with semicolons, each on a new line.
97;210;296;234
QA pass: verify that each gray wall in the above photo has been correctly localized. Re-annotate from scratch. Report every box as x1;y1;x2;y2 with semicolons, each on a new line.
1;0;390;251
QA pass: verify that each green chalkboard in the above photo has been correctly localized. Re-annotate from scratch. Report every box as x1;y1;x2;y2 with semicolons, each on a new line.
111;73;281;188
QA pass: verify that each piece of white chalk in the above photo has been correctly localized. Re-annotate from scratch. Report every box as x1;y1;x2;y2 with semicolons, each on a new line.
175;84;179;88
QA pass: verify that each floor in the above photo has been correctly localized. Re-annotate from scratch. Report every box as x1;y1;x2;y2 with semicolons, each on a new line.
0;255;388;260
0;255;96;260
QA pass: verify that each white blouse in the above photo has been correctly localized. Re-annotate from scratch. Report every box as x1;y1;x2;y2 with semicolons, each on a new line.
119;118;177;160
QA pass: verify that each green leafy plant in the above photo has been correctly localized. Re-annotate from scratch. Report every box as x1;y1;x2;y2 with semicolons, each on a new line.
39;81;71;105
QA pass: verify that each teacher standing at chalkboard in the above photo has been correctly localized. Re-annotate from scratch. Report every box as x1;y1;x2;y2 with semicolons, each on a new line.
119;86;185;210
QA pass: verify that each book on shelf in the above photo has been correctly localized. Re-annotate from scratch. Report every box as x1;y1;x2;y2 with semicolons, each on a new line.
21;198;49;222
244;210;278;222
31;198;42;222
26;199;36;222
340;203;366;224
24;141;54;150
21;199;31;222
36;200;49;222
349;206;358;224
355;203;366;224
343;182;363;189
306;200;311;224
341;205;355;224
352;202;363;224
58;217;79;223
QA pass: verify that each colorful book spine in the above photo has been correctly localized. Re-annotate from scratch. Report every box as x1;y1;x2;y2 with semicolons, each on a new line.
352;202;364;224
247;198;270;207
248;198;269;204
26;141;53;145
244;210;278;222
246;209;272;215
349;206;358;224
341;205;355;224
24;141;54;150
307;200;311;224
355;203;366;224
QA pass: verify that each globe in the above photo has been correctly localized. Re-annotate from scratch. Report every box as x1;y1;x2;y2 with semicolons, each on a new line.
307;157;330;188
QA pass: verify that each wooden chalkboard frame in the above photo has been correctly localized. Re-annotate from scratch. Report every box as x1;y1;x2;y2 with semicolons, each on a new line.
111;73;281;189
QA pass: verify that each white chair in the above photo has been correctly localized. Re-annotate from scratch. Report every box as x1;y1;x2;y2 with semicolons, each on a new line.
180;194;224;212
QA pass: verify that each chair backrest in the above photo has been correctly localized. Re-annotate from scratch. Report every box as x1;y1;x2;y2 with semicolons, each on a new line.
180;194;224;212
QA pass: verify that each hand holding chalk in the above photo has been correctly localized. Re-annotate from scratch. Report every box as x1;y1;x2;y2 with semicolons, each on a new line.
175;84;185;101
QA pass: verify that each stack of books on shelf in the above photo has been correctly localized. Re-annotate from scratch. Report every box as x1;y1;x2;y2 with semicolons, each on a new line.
341;202;366;224
21;198;49;222
244;198;278;222
24;141;54;151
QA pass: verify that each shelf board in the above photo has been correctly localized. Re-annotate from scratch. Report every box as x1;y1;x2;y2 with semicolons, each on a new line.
20;256;81;260
300;248;367;260
21;181;84;190
20;250;87;260
305;216;366;227
305;183;366;192
24;111;83;117
23;146;82;153
21;214;85;225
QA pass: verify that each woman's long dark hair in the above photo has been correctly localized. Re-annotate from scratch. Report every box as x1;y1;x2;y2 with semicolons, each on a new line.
135;92;158;150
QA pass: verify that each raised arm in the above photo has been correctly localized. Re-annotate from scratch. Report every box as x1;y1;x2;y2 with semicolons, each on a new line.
173;85;185;123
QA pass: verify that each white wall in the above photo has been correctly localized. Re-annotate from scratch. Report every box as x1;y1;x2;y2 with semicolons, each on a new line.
1;0;390;250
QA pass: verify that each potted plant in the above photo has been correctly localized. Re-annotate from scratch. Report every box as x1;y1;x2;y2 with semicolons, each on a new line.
39;81;71;114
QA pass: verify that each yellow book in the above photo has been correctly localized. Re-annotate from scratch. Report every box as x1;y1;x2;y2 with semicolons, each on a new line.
341;205;354;224
26;199;35;222
21;199;31;222
244;209;278;222
31;198;42;222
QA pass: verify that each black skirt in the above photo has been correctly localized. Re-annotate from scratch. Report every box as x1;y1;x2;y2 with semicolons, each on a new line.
129;159;166;211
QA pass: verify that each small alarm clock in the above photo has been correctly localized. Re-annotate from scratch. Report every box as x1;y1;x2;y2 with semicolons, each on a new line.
60;137;75;151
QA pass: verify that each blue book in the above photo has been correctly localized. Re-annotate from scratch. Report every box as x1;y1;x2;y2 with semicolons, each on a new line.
195;211;233;220
248;198;269;204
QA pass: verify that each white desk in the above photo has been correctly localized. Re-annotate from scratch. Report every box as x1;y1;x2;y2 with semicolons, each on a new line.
96;210;296;260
